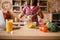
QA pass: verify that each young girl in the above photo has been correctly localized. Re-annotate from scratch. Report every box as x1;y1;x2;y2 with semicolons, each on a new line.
19;0;44;26
3;11;15;21
3;11;11;20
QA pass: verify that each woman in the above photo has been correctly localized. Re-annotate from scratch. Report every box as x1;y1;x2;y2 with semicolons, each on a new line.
19;0;44;26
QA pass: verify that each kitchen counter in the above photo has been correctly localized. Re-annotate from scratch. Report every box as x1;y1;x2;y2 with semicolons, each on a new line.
0;26;60;40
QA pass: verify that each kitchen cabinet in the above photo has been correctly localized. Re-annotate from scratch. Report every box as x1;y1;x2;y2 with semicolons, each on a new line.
1;0;48;13
38;0;48;13
52;13;60;26
12;0;26;13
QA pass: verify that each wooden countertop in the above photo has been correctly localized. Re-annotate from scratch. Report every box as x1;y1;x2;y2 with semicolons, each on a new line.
0;26;60;40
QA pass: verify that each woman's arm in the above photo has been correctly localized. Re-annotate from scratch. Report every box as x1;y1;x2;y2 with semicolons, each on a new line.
19;6;27;18
38;9;44;19
19;11;25;18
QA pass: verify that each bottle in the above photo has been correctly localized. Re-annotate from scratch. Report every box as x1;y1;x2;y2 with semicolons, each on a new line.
14;17;18;22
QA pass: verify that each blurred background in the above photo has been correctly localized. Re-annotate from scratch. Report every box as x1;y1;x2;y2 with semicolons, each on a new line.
0;0;60;26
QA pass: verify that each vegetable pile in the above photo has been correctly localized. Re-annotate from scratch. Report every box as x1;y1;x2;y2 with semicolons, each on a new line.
39;20;59;32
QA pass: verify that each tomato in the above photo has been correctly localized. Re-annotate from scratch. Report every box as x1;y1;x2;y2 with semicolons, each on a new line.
40;22;46;25
40;25;46;27
39;26;48;32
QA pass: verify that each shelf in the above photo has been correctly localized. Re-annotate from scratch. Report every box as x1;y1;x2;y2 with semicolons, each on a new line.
40;7;47;11
40;0;47;1
12;0;48;13
21;1;26;5
13;5;20;7
39;1;47;6
13;0;20;1
39;6;47;7
13;11;21;13
21;0;26;9
21;0;25;1
40;10;48;12
13;7;20;11
13;0;20;6
12;0;26;13
39;0;48;12
12;0;21;13
52;20;60;21
52;13;60;26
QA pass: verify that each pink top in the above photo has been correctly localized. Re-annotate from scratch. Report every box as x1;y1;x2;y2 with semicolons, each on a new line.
23;6;40;26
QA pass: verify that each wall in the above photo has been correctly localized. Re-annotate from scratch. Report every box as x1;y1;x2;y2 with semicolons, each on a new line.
48;0;60;12
43;0;60;21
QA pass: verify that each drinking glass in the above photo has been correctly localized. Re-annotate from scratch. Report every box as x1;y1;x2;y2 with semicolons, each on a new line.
6;19;13;33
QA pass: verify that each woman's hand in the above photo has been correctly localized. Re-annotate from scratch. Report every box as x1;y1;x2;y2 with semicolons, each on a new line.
18;11;25;22
18;11;25;18
38;9;44;19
